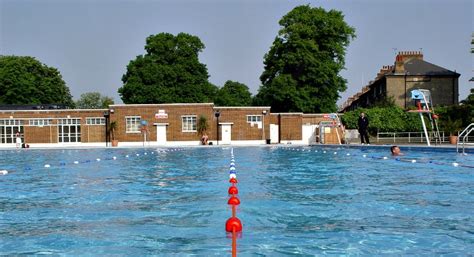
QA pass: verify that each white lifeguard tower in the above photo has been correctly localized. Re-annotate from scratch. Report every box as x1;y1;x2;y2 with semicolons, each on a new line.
409;89;441;146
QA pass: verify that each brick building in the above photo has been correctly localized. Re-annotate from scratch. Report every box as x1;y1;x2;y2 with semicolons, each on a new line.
0;103;343;147
340;51;460;112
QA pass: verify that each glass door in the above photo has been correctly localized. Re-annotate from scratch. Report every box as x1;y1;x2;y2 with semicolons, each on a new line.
58;118;81;143
0;120;23;144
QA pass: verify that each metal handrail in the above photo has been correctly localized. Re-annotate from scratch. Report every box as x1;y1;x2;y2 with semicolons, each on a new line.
458;123;474;154
376;131;446;143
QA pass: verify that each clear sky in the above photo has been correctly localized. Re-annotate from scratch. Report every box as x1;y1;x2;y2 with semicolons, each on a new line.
1;0;472;106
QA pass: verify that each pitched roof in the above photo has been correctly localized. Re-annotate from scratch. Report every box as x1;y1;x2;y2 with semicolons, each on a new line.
400;58;460;76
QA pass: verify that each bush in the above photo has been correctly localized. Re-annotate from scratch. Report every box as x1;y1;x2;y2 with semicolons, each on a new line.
341;106;424;134
341;95;473;135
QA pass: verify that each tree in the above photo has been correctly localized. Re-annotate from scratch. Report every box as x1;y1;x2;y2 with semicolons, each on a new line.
461;88;474;106
0;55;74;107
471;33;474;54
215;80;252;106
75;92;115;109
254;5;356;113
118;33;218;104
471;33;474;81
197;115;209;136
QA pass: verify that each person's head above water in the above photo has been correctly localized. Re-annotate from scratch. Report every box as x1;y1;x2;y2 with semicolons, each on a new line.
391;146;402;156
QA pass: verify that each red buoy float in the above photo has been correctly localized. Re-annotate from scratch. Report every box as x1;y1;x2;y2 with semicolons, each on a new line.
228;186;238;195
229;177;238;184
228;195;240;205
225;217;243;232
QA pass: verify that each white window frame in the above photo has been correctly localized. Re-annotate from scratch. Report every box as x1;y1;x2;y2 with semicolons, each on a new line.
182;115;197;132
0;119;24;144
246;115;262;123
246;115;263;128
57;118;81;143
126;116;141;133
0;119;25;126
28;119;52;127
86;117;106;125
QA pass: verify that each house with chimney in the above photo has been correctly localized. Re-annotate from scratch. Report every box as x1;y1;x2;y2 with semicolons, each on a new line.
340;51;460;112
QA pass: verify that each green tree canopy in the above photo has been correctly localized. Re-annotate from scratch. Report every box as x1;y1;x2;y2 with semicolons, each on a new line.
254;5;356;113
75;92;115;109
118;33;218;104
0;55;74;107
215;80;252;106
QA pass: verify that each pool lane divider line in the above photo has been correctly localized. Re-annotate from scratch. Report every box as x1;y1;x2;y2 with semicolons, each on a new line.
277;146;474;169
16;148;185;172
225;148;242;257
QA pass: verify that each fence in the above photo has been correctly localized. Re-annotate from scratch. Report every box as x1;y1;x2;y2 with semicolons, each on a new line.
375;131;448;144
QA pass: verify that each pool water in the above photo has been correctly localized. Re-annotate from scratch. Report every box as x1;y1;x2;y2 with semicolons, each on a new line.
1;146;473;255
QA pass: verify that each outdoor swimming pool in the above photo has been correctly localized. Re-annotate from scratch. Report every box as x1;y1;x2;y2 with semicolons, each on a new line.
1;146;473;255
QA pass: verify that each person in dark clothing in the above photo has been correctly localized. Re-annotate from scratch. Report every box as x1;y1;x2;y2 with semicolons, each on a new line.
358;112;370;144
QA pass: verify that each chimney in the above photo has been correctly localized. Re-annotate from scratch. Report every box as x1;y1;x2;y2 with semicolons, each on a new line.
395;54;405;73
395;51;423;73
377;65;392;77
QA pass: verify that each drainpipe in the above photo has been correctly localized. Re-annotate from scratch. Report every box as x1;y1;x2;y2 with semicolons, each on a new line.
278;113;281;143
452;76;455;104
404;72;407;109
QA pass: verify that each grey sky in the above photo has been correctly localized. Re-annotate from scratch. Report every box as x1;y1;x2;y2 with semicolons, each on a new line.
1;0;472;106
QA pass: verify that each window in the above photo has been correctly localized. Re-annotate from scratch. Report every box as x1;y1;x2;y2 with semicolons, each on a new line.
246;115;262;123
29;119;52;126
86;117;106;125
0;119;24;126
247;115;263;128
182;115;197;132
57;118;81;143
126;116;141;133
0;119;24;144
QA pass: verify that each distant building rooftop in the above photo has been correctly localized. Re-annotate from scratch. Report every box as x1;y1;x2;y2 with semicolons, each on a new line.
0;104;69;111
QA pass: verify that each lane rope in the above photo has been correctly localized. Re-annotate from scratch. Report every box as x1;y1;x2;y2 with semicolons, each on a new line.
0;148;185;175
225;148;242;257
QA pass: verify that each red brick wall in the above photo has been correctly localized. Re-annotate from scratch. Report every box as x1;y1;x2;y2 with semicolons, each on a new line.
0;109;106;144
280;114;302;140
215;107;270;141
110;104;216;142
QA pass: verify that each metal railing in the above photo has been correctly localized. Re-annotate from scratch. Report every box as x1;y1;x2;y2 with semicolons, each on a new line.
457;123;474;154
376;131;447;144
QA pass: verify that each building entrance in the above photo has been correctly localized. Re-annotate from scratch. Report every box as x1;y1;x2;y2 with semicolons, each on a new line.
0;119;24;144
58;118;81;143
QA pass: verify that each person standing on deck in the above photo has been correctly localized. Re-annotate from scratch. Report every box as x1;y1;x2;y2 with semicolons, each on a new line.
15;132;22;148
358;112;370;144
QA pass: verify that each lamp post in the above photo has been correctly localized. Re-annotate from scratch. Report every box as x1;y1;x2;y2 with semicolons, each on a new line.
103;110;110;147
262;110;267;143
214;110;220;145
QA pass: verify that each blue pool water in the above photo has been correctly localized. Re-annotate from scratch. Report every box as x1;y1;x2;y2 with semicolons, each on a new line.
1;146;473;255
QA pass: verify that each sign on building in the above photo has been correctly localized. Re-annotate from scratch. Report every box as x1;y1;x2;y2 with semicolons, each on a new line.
155;110;168;119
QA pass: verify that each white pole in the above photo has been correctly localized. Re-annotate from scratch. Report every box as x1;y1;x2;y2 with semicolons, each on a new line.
419;91;431;146
419;112;430;146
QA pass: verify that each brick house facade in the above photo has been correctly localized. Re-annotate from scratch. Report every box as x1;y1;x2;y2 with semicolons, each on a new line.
0;103;343;147
340;51;460;112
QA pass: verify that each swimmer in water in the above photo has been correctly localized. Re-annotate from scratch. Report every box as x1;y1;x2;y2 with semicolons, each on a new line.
390;145;403;156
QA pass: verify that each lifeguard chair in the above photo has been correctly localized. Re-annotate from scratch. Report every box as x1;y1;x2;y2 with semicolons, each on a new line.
409;89;441;146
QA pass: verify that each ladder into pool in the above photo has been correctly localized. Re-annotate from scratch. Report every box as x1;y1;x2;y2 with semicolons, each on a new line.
457;123;474;154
